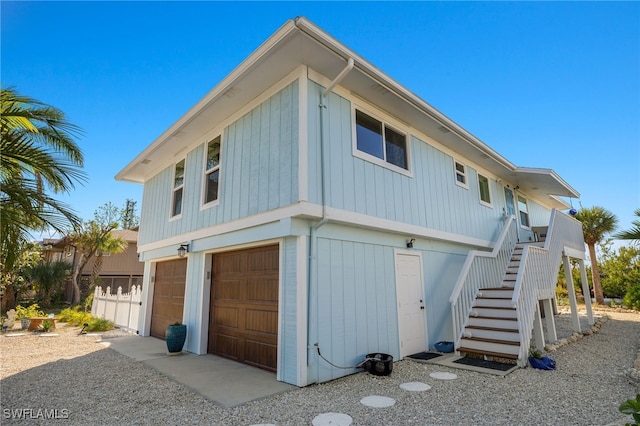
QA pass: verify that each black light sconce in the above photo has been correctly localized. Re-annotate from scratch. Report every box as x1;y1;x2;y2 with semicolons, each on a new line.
406;238;415;249
177;244;189;258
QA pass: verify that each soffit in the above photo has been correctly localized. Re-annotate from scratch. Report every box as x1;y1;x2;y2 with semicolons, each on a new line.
116;17;579;210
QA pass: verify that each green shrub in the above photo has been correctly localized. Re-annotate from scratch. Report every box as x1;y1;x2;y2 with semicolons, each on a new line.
57;307;91;326
624;284;640;311
619;394;640;426
56;307;113;331
86;317;114;332
39;319;54;332
15;304;45;319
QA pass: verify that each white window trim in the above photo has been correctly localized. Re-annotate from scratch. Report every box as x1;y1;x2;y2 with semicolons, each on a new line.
351;105;413;177
517;194;531;229
454;159;468;189
201;136;222;209
170;158;185;220
478;173;493;208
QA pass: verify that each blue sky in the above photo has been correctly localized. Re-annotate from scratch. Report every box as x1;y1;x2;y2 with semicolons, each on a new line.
2;1;639;237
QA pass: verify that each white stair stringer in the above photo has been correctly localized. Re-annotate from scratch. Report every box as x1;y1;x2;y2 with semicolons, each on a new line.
457;244;528;361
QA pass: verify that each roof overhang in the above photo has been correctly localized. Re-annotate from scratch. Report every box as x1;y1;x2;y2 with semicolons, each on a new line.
509;167;579;209
116;17;579;210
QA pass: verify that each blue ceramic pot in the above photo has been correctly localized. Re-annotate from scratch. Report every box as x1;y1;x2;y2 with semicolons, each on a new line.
166;324;187;353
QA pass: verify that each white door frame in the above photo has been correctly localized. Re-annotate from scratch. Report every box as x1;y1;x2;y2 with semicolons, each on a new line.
394;249;427;358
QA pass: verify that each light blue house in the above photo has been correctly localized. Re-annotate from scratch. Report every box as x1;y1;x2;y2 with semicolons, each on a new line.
117;17;590;386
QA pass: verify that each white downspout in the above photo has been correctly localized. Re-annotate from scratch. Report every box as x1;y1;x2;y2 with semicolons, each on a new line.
308;57;354;384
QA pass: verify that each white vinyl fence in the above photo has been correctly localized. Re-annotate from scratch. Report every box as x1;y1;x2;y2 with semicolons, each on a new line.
91;285;142;332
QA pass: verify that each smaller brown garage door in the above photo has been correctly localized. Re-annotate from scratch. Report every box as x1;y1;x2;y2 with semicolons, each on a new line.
208;245;279;372
151;259;187;339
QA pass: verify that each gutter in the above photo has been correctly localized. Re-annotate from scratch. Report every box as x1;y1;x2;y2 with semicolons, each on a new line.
306;55;354;384
293;16;515;172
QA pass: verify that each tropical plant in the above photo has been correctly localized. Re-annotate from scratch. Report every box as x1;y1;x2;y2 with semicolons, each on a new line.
27;259;72;306
619;394;640;425
574;206;618;304
1;86;86;309
0;241;41;310
624;284;640;311
614;209;640;243
57;306;114;331
598;241;640;299
14;303;45;320
67;220;126;303
38;319;53;332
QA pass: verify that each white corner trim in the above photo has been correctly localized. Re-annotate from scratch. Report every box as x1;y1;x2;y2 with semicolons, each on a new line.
298;66;309;202
296;235;308;386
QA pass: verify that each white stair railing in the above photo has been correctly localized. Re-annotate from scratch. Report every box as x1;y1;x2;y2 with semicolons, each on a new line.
450;216;518;347
511;209;585;365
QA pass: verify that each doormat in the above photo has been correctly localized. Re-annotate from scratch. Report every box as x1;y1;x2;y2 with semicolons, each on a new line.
453;357;515;371
407;352;443;361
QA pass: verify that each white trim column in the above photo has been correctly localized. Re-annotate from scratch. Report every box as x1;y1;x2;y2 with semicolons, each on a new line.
578;259;594;325
563;255;581;333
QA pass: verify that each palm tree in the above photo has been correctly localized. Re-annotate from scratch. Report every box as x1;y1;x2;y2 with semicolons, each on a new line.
574;206;618;304
614;209;640;242
90;232;128;288
68;221;126;304
1;86;86;309
28;259;72;307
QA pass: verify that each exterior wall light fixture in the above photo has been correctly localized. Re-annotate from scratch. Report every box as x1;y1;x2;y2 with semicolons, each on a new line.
178;244;189;258
406;238;415;248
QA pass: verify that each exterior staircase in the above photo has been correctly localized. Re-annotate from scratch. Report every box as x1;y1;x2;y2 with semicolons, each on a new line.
450;210;586;368
457;244;525;361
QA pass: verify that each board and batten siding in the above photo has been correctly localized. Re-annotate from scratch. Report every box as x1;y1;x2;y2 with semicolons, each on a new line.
138;81;299;246
308;224;468;383
307;80;505;243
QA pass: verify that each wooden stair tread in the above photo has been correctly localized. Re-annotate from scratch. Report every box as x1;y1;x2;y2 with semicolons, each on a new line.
470;316;517;321
465;325;519;332
461;336;520;346
457;347;519;360
473;306;515;310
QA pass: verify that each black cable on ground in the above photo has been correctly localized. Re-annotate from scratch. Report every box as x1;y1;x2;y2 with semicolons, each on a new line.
316;345;368;369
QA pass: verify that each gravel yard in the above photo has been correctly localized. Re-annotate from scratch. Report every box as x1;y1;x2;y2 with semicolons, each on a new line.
1;307;639;425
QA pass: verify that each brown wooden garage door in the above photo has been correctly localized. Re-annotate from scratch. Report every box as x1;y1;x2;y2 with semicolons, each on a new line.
150;259;187;339
208;245;279;372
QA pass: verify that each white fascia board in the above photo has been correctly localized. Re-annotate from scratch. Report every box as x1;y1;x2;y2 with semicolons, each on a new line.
116;19;300;183
514;167;580;198
293;17;516;172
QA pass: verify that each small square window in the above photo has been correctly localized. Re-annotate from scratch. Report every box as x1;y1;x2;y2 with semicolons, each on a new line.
454;161;467;187
478;174;491;206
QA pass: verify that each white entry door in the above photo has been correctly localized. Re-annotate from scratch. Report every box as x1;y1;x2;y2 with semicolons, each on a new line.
395;252;427;357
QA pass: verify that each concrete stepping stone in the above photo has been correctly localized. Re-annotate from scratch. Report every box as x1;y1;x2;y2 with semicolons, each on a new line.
430;372;457;380
312;412;353;426
5;333;27;337
38;333;59;337
400;382;431;391
360;395;396;408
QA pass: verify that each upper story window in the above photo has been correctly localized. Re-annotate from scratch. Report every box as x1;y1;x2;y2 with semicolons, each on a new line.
171;159;185;218
518;195;530;227
454;160;468;188
478;174;492;206
204;136;221;205
355;109;408;170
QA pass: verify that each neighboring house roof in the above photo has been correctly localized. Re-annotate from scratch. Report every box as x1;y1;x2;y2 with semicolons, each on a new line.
43;229;139;248
111;229;139;243
116;17;578;208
